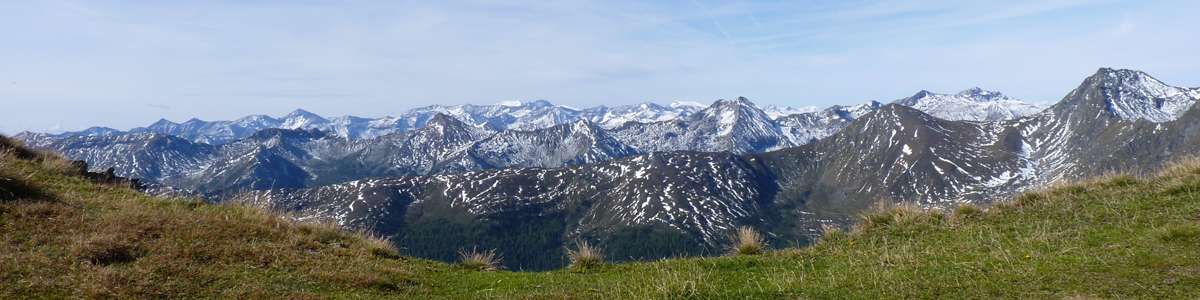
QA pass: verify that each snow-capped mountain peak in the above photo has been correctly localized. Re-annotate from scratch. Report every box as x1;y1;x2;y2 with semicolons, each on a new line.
422;113;457;136
892;88;1040;122
710;96;755;108
1088;68;1200;122
234;115;279;127
280;109;329;129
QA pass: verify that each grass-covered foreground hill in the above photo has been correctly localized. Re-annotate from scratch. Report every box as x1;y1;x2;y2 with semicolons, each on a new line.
3;135;1199;299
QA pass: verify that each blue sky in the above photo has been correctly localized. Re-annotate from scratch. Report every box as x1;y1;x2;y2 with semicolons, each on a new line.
2;0;1198;133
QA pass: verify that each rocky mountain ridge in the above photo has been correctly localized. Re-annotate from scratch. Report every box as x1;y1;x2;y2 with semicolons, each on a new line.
232;68;1200;269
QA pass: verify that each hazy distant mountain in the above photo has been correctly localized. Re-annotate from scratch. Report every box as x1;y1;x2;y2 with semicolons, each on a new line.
39;89;1043;148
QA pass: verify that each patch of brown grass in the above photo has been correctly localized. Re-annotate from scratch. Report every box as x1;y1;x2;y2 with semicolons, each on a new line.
854;201;942;232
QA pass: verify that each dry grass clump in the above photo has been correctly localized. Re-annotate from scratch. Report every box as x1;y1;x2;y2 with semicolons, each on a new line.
728;226;765;255
949;204;983;224
855;202;942;232
1157;156;1200;177
458;248;502;271
361;233;401;259
1098;173;1139;187
818;223;847;245
1012;191;1048;208
567;240;604;270
35;151;80;175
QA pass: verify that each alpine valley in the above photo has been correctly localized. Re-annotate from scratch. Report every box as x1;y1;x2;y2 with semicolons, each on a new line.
16;68;1200;270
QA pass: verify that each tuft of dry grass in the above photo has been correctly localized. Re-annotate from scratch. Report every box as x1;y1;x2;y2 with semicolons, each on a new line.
728;226;765;255
567;240;604;271
360;232;401;259
949;203;983;224
457;248;502;271
34;151;80;175
855;201;942;232
818;223;847;245
1013;191;1048;208
1157;156;1200;177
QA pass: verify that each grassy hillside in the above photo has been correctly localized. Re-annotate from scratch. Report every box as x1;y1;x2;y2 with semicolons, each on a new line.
3;135;1199;299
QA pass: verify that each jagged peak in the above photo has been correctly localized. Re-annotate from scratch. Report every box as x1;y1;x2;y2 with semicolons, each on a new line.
283;108;326;120
415;113;488;140
1057;67;1198;122
426;112;458;124
1094;67;1151;78
423;113;472;131
845;103;942;133
568;118;598;130
709;97;757;108
911;90;935;99
1089;68;1170;90
899;87;1012;104
825;101;883;119
148;118;177;128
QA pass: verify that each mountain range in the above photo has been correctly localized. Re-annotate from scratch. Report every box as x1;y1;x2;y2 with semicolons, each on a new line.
18;68;1198;270
15;86;1038;196
24;87;1039;146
